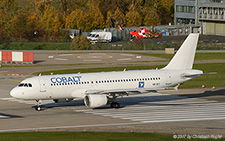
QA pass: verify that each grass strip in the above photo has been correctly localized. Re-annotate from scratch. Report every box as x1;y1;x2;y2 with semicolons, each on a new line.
0;131;222;141
1;63;104;68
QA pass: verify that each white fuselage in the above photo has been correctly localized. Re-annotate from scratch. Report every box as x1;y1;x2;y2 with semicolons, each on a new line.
10;69;202;100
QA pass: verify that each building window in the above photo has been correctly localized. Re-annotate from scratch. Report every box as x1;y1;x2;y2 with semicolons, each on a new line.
176;5;195;13
177;18;195;25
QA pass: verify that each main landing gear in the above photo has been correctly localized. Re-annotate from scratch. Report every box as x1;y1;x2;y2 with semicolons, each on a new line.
109;94;121;108
35;100;43;111
110;102;120;108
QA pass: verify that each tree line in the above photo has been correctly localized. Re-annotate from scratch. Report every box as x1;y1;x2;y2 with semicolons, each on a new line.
0;0;174;44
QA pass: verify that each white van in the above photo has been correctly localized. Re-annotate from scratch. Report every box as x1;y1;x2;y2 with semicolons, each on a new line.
87;32;95;40
87;32;112;43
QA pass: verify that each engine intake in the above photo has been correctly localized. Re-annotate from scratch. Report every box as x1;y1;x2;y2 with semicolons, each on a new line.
84;94;108;108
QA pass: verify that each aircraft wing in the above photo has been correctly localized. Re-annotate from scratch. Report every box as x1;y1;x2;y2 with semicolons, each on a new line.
85;88;163;95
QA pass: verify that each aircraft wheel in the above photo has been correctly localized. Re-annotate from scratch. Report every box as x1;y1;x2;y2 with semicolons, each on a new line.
35;106;43;111
111;102;120;108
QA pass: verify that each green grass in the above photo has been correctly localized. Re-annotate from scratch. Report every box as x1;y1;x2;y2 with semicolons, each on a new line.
34;63;225;89
1;41;225;50
1;63;104;68
180;63;225;88
0;42;71;50
0;132;222;141
34;65;163;76
195;53;225;60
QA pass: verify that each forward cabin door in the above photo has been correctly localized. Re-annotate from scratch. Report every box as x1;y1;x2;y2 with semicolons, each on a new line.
39;79;47;92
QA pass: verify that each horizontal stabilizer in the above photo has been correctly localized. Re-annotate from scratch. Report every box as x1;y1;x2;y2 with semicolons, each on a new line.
183;72;216;78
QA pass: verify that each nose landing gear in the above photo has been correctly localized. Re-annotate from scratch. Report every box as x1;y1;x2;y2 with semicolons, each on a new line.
35;100;43;111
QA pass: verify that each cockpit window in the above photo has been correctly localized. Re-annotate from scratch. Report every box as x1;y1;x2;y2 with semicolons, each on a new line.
18;83;32;87
18;83;24;87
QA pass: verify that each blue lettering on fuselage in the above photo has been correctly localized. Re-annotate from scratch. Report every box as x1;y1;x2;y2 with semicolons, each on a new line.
50;76;82;83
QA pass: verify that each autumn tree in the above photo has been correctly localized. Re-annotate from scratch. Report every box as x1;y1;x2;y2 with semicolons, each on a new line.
70;35;91;50
114;7;124;20
125;4;142;27
0;9;9;44
65;9;84;29
82;2;105;31
42;5;64;39
0;0;17;17
157;0;174;25
10;10;31;41
106;10;113;27
143;7;160;26
0;0;175;42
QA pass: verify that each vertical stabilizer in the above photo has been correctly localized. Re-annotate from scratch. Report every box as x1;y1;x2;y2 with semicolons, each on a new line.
163;33;199;70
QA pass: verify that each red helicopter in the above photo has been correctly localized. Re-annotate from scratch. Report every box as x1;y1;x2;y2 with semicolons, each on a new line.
130;27;162;38
109;15;162;39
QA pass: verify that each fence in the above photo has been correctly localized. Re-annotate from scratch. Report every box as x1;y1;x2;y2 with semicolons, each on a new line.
81;24;201;42
0;51;33;64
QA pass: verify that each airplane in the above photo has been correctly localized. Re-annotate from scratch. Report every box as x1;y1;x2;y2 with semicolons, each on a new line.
10;33;204;111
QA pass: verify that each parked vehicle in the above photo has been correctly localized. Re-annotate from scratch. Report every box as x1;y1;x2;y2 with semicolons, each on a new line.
87;32;112;43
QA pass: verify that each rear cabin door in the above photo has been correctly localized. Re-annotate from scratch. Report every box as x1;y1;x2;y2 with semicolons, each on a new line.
39;79;47;92
165;72;172;86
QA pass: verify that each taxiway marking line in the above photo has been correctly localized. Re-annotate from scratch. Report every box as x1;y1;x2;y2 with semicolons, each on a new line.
83;60;101;62
58;54;73;56
117;58;132;61
55;58;68;61
142;117;225;123
1;116;225;133
121;54;134;56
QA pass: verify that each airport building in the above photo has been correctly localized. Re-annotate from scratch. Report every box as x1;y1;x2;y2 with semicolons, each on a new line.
175;0;225;36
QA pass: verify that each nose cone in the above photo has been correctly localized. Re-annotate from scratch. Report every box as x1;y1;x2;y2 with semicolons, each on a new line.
10;88;18;98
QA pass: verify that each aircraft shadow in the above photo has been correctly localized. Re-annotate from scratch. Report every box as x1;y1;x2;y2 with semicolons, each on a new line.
31;99;85;110
33;60;45;64
0;113;23;119
117;89;225;107
34;89;225;110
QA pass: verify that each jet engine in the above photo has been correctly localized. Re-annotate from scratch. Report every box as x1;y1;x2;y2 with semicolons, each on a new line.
84;94;108;108
53;99;73;103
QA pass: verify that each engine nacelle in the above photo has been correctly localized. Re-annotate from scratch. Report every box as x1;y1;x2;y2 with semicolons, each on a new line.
53;99;73;103
84;94;108;108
